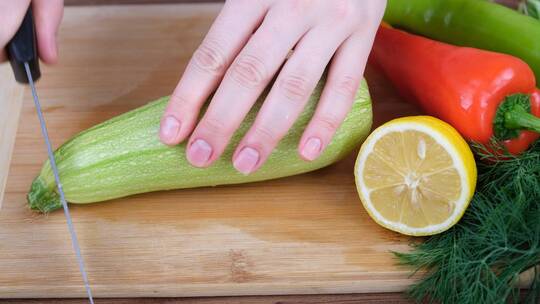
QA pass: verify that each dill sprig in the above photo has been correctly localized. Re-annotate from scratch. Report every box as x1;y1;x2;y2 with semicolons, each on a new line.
395;140;540;304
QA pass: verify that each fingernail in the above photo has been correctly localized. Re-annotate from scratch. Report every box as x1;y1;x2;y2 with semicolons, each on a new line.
233;147;260;175
187;139;213;167
160;116;181;144
301;137;322;161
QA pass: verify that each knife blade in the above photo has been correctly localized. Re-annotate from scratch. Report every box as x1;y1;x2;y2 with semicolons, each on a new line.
8;8;95;304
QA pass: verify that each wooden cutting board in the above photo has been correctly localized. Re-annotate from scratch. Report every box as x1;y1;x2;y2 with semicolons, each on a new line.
0;4;424;298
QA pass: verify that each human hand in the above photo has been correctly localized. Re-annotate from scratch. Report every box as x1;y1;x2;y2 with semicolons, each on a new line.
160;0;386;174
0;0;63;63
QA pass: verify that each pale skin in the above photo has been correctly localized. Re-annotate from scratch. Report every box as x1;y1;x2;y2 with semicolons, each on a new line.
1;0;387;175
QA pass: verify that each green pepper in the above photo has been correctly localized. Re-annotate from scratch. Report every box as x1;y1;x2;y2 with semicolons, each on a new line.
384;0;540;81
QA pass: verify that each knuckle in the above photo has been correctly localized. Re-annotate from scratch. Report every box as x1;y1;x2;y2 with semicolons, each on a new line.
365;0;387;20
269;0;310;23
192;39;228;75
230;54;268;89
285;0;312;14
315;114;341;133
226;0;249;6
227;0;262;8
168;94;193;114
201;117;231;135
352;2;383;29
279;74;312;103
224;0;266;19
331;75;359;99
252;125;279;144
331;0;353;19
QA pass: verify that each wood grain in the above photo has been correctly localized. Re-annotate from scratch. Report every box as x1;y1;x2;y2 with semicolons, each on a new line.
0;3;423;299
0;65;24;210
0;293;413;303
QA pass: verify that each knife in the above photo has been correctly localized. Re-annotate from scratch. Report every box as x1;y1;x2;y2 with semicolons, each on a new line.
7;8;95;304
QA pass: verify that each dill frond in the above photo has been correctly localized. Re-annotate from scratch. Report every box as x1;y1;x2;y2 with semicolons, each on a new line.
396;141;540;304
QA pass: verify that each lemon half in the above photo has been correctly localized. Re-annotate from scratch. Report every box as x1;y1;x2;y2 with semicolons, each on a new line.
355;116;477;236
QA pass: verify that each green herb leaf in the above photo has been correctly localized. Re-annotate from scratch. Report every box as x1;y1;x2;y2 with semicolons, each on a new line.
395;140;540;304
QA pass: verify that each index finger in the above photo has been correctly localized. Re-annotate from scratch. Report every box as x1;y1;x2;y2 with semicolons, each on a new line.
159;0;269;146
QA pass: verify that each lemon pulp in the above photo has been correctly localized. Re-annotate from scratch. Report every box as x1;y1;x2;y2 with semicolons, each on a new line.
355;116;477;236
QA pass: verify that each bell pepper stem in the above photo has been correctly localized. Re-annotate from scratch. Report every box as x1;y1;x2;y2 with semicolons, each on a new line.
493;93;540;139
504;105;540;133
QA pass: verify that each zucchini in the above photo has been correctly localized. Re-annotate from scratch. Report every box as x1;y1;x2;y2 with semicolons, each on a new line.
28;78;372;212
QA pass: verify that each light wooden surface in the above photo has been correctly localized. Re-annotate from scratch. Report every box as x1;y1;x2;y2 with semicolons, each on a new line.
0;3;424;299
0;293;412;303
0;65;24;209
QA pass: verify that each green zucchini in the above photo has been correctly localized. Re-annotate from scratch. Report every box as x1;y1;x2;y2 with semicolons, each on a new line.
28;78;372;212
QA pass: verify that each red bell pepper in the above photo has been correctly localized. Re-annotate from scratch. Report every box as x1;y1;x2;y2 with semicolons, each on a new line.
370;26;540;155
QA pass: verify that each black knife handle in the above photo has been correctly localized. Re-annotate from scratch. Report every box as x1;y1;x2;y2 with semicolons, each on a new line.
7;7;41;83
